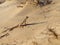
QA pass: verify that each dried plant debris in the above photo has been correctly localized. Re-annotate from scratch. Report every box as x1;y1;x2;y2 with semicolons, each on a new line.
0;33;9;39
1;25;19;33
47;27;58;39
36;0;52;6
20;16;46;27
0;16;29;34
41;26;59;43
0;16;47;36
9;25;19;31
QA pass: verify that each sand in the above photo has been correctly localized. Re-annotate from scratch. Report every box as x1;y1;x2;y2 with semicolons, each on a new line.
0;0;60;45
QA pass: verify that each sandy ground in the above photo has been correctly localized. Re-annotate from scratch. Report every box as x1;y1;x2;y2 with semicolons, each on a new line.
0;0;60;45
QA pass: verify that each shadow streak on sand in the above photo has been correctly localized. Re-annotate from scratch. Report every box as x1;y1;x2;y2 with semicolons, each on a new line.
1;21;47;33
20;21;47;26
